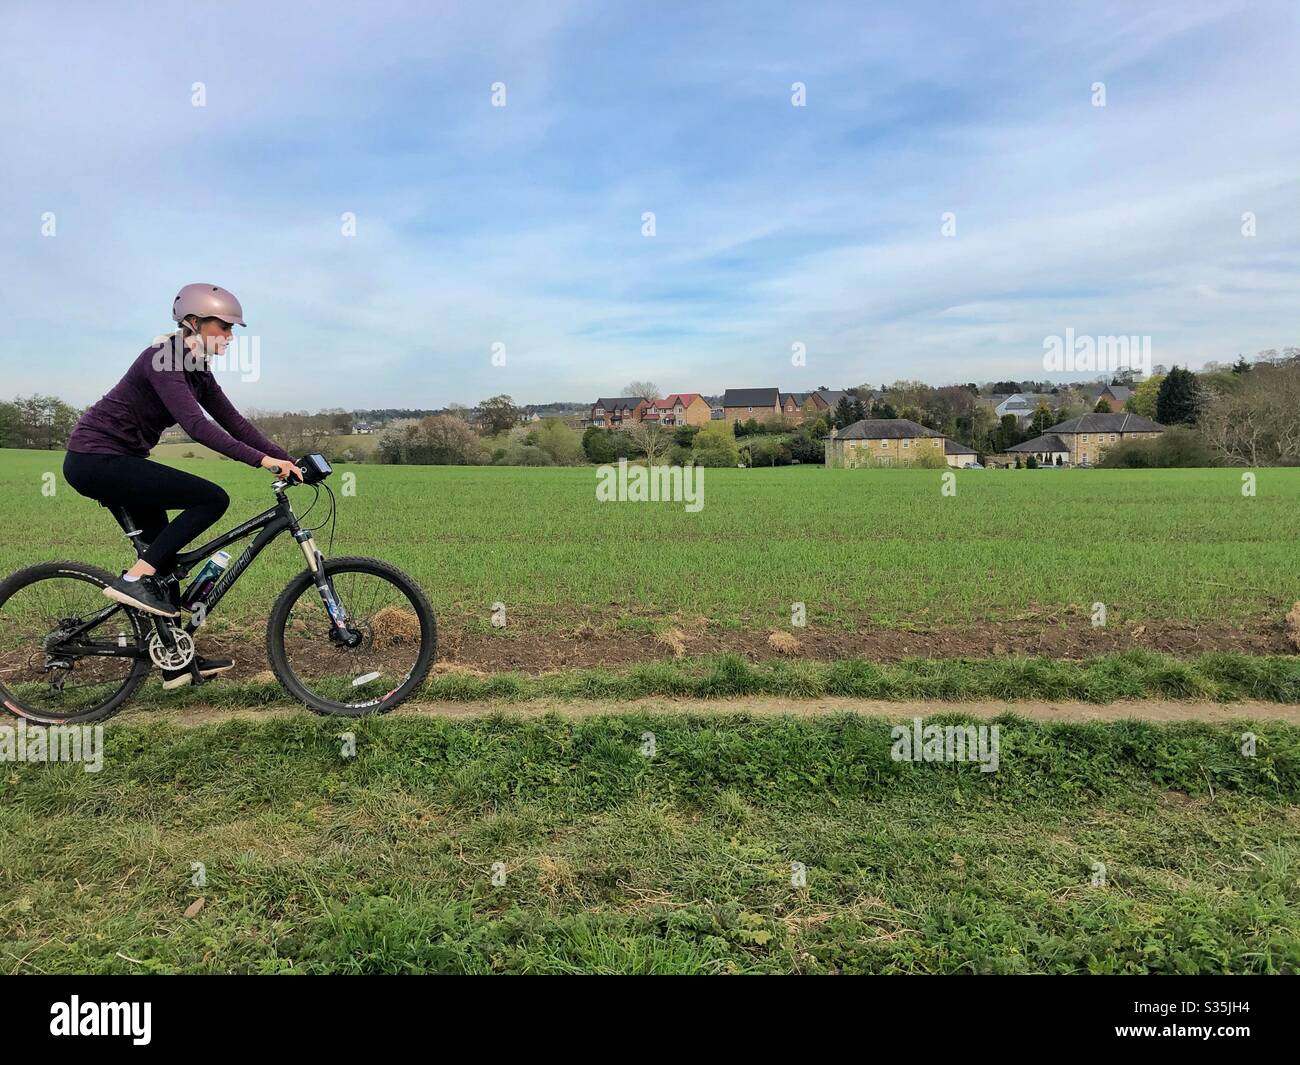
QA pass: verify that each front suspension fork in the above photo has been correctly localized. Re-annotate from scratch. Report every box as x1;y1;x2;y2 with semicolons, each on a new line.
295;529;360;645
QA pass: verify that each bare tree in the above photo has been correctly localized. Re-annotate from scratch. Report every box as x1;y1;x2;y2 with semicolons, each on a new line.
378;415;484;465
626;420;671;464
1200;362;1300;465
254;413;336;456
623;380;660;401
413;415;484;463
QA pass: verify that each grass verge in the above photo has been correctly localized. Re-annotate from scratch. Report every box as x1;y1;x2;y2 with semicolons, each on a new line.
128;650;1300;710
1;714;1297;974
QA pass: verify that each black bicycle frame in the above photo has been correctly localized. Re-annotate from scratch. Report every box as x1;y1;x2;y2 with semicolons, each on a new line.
55;484;331;659
170;497;295;627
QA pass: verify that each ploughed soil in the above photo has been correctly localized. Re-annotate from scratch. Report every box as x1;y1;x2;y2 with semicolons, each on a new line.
434;617;1295;673
120;696;1300;727
5;611;1292;696
189;613;1297;681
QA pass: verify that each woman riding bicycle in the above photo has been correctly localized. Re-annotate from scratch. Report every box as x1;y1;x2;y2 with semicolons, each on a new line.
63;284;303;687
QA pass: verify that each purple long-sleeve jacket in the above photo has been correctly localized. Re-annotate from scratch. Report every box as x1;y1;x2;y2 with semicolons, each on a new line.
67;339;292;467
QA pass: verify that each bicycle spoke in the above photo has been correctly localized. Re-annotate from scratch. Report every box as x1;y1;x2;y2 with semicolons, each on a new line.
0;573;141;719
277;567;429;709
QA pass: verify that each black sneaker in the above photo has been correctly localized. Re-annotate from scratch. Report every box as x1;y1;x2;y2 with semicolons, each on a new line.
161;655;235;690
103;574;180;617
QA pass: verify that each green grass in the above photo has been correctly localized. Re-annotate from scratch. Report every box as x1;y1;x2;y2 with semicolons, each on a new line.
2;449;1298;632
2;714;1297;974
117;651;1300;709
7;450;1295;977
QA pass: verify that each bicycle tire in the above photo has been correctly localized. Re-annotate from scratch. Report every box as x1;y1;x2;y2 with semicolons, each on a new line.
265;556;436;716
0;561;151;724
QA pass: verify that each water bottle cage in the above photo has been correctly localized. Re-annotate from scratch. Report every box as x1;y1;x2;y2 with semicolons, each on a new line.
180;554;231;611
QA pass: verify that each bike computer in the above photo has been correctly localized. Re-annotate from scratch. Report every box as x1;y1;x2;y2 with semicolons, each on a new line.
298;453;333;484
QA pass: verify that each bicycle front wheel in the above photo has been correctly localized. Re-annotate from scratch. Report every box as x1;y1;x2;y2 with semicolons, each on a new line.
266;556;436;716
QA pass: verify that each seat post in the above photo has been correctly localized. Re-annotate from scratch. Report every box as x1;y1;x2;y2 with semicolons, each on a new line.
104;504;149;561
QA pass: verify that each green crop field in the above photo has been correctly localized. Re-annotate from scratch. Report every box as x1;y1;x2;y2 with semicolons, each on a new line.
2;448;1296;634
4;448;1299;976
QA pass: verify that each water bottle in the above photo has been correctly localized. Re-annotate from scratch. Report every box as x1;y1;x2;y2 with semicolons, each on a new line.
180;550;232;610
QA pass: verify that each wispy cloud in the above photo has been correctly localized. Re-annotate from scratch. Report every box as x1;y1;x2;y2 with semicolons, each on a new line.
2;0;1297;407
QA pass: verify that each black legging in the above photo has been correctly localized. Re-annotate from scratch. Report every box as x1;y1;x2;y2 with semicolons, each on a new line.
63;451;230;571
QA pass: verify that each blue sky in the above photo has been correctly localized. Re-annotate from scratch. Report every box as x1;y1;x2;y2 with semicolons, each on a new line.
3;0;1298;410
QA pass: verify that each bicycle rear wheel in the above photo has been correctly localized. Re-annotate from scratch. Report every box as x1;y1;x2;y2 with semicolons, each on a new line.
0;561;151;724
266;556;436;716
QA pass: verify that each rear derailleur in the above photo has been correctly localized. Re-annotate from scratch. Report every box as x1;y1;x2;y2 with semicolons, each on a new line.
39;616;83;690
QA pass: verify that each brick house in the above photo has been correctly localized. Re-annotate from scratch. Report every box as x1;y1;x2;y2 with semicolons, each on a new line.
1095;384;1133;412
643;393;712;427
779;392;836;420
780;392;810;418
825;418;946;468
589;397;648;428
722;387;781;423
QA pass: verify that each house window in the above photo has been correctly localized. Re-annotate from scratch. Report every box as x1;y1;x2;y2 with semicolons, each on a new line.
1110;434;1117;442
1081;434;1089;443
902;439;910;449
747;407;753;413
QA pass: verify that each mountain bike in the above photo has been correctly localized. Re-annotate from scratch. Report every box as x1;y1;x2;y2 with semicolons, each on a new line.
0;454;436;724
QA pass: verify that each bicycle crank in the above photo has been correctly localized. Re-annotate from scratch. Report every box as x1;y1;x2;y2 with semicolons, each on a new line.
148;626;195;670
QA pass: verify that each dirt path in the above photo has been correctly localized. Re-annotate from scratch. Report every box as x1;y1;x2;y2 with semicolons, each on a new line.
117;696;1300;727
191;615;1297;681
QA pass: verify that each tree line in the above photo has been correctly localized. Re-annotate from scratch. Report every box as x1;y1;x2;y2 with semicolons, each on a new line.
6;350;1297;468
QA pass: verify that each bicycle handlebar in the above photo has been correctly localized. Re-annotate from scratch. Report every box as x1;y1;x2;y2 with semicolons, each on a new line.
271;454;331;489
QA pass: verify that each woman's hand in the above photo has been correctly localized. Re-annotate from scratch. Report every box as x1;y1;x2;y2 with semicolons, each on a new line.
261;456;305;482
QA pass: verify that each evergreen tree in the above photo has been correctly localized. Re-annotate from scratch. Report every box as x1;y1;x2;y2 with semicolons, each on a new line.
1029;403;1055;436
581;427;616;463
994;414;1023;452
833;396;856;429
1155;366;1201;425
